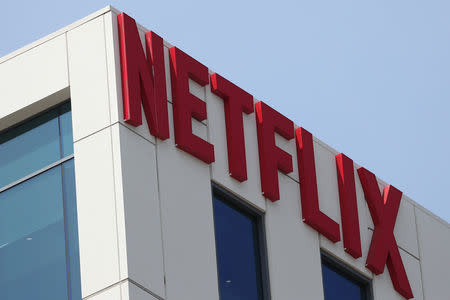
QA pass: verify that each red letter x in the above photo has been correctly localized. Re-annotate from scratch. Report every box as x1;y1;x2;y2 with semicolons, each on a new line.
357;167;413;299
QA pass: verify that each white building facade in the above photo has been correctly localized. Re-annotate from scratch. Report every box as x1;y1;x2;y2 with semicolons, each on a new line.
0;6;449;300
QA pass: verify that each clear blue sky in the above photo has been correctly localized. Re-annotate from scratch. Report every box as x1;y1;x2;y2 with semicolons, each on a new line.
2;1;449;223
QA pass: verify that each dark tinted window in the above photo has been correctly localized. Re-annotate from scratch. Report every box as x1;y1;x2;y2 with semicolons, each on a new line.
212;187;268;300
321;253;372;300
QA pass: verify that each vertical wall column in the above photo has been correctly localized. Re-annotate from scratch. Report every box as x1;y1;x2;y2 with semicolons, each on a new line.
68;14;121;299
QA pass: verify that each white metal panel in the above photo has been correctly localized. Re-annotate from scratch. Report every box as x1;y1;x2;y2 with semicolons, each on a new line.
188;78;207;103
118;99;157;145
117;124;165;298
121;281;130;300
115;90;157;146
73;128;120;297
416;207;450;299
192;118;209;142
110;123;129;282
265;174;325;300
86;285;122;300
68;16;111;142
103;11;122;129
122;281;160;300
206;85;266;211
394;196;419;258
274;126;298;183
0;34;68;121
156;103;219;300
372;250;423;300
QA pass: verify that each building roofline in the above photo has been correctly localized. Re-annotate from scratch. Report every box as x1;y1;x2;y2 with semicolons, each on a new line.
312;135;450;229
0;5;121;65
0;5;448;230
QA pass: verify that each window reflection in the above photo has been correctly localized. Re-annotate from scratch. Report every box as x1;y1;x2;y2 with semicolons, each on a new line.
0;102;80;300
0;166;68;299
0;111;60;188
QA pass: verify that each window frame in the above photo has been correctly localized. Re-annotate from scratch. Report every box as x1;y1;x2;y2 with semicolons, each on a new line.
321;251;374;300
211;182;272;300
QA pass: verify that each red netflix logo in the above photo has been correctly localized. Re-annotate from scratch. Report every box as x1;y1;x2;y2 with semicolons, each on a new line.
117;12;414;299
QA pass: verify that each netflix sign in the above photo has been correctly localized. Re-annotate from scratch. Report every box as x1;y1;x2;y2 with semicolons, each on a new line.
117;13;414;299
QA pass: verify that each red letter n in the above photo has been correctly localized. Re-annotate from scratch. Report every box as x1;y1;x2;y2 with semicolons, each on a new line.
255;101;294;201
358;167;413;299
117;13;169;140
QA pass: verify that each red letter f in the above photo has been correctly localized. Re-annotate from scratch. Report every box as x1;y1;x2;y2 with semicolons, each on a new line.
358;167;413;299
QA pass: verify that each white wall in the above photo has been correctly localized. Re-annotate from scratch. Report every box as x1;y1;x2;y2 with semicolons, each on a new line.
0;6;449;300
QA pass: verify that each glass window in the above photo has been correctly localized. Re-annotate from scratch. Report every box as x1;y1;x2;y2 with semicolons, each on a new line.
0;102;81;300
0;110;60;188
321;253;372;300
212;186;269;300
59;103;74;158
0;166;68;299
62;159;81;300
